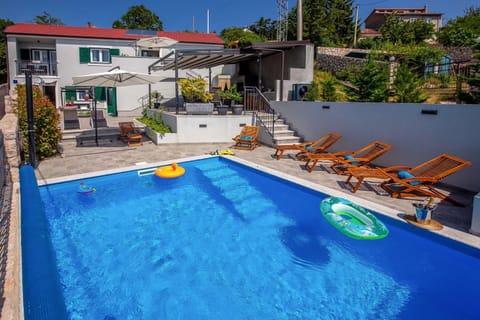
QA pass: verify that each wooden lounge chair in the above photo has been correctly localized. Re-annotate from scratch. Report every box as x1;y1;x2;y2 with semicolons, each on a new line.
304;141;392;174
63;108;80;130
379;154;471;205
118;122;143;147
232;125;259;150
274;132;342;160
90;110;108;128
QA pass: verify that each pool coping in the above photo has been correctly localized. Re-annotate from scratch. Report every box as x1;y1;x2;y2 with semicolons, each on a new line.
36;154;480;250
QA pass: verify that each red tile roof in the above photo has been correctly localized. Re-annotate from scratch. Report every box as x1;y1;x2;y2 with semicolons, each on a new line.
5;23;225;45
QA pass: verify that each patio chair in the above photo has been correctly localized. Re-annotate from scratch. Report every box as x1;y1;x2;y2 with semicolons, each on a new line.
90;110;108;128
379;154;471;206
304;141;392;174
274;132;342;160
232;125;259;150
118;122;143;147
63;108;80;130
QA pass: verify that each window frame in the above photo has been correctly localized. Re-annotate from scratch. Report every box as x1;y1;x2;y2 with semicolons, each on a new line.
90;48;111;64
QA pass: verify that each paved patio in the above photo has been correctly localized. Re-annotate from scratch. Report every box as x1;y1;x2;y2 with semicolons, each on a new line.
34;119;479;248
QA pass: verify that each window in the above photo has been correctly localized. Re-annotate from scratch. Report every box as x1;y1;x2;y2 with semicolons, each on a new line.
76;89;90;101
90;48;110;64
141;50;159;57
409;18;417;22
79;47;120;64
31;49;49;62
425;18;432;23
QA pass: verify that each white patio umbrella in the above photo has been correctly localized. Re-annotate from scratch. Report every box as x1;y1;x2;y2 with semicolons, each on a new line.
72;68;162;87
137;36;178;48
72;68;162;145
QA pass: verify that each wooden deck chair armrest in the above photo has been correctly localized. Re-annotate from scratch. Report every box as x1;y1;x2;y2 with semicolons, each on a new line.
388;175;437;184
232;135;240;141
332;151;352;156
382;165;411;173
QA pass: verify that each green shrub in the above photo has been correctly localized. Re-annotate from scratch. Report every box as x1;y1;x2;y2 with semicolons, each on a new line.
14;85;62;161
137;115;171;134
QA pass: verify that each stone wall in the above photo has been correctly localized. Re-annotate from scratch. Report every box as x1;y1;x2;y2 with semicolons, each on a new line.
0;89;22;320
316;54;367;74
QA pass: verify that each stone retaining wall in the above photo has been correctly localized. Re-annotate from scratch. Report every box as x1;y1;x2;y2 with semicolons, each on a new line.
0;89;22;320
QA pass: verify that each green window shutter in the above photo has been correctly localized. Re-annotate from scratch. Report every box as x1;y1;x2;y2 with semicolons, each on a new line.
79;47;90;63
65;86;76;101
109;48;119;63
95;87;106;101
110;48;120;56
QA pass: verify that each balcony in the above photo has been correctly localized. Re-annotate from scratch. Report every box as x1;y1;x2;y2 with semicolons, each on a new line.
16;61;58;76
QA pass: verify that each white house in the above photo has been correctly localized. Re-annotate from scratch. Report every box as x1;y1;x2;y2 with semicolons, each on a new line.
5;23;226;115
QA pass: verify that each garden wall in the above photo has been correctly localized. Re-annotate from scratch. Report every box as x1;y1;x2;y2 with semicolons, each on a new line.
271;101;480;192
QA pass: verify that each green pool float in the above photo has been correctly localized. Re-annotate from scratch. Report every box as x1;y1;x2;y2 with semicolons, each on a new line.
320;197;389;240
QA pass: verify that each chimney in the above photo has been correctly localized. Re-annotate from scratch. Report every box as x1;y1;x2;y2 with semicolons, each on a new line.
87;22;92;28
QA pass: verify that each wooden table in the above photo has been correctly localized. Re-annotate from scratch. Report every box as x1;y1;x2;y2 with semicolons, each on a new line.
345;167;390;193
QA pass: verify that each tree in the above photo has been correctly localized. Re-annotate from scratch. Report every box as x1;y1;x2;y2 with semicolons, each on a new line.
326;0;355;46
15;85;62;160
302;0;330;46
112;5;163;30
392;63;427;103
346;57;389;102
438;6;480;47
0;18;14;83
249;17;276;41
380;15;434;45
220;27;262;47
34;11;64;25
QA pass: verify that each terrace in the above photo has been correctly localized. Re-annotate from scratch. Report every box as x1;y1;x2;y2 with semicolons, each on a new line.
0;97;479;319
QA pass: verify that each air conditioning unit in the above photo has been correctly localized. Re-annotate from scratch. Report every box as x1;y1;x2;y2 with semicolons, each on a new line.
292;83;311;101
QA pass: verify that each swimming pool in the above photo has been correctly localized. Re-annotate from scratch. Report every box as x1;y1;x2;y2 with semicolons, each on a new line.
23;157;480;319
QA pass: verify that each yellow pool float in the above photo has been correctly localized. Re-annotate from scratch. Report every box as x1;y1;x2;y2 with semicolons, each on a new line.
155;163;186;178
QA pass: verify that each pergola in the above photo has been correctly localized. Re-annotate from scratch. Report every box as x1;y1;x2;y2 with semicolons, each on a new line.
148;41;310;112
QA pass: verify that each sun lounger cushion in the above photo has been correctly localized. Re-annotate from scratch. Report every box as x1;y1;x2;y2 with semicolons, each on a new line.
397;170;420;185
240;135;253;141
343;154;360;165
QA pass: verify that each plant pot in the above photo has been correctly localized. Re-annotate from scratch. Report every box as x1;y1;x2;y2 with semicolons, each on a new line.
231;104;243;115
217;105;229;115
185;103;214;115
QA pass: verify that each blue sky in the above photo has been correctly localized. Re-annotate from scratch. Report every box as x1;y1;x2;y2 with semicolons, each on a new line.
1;0;477;33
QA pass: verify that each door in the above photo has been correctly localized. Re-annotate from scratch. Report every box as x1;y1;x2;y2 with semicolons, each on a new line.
107;87;117;116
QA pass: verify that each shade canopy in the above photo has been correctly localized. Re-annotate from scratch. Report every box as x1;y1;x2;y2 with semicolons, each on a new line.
72;69;162;87
137;36;178;48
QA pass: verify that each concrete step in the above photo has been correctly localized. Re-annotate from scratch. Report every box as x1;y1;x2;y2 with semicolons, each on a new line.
272;129;297;137
62;127;122;141
274;136;302;145
264;124;289;131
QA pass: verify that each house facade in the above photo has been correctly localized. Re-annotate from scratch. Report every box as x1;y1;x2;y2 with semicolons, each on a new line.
5;24;225;115
362;5;443;39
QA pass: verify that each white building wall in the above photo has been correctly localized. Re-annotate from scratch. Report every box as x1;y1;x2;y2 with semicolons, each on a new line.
271;101;480;192
7;33;226;114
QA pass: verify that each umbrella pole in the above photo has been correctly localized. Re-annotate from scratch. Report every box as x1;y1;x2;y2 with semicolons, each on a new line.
91;87;98;146
94;99;98;146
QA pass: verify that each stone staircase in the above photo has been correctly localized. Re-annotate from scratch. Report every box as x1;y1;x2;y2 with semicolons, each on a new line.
256;112;302;146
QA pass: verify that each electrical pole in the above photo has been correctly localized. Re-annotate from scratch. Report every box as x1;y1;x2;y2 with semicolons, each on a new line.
353;4;359;47
297;0;303;41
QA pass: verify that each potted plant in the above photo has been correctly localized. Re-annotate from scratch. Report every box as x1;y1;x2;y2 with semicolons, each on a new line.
217;84;243;115
216;88;231;115
178;77;214;115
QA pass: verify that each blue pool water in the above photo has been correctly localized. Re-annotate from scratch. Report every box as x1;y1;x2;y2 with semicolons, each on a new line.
28;157;479;319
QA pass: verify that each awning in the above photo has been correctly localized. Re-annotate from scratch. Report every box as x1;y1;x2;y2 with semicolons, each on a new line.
156;49;259;71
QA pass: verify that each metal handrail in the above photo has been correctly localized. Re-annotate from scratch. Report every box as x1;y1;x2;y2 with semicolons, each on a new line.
244;86;277;138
